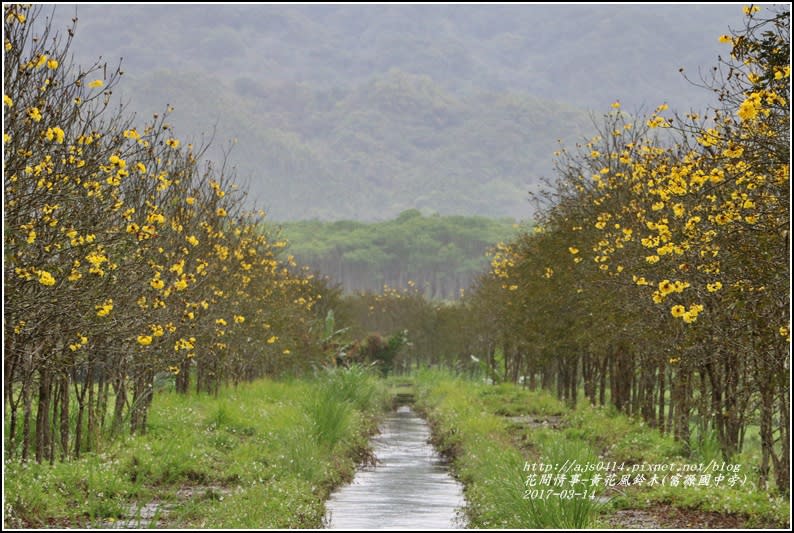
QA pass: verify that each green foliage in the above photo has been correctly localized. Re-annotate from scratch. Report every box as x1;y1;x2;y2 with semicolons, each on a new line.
346;333;407;376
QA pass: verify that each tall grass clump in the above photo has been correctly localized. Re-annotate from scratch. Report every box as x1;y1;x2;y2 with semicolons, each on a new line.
323;364;387;413
304;365;387;450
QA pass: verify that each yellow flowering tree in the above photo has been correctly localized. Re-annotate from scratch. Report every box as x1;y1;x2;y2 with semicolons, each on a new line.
469;6;789;492
4;4;331;462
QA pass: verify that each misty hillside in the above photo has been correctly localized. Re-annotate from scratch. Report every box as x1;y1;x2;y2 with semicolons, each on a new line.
44;4;746;220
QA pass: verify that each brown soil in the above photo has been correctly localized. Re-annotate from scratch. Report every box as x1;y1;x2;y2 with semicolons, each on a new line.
605;503;752;529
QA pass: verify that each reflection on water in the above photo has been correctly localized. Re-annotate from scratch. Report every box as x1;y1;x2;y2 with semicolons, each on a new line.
325;405;466;529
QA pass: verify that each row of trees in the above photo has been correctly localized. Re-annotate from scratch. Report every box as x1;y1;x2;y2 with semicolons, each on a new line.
469;7;789;492
3;5;331;463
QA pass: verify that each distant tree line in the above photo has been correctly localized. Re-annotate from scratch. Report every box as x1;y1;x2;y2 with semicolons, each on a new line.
280;210;519;300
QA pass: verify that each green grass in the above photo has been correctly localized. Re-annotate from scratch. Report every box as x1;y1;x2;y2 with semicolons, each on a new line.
479;383;567;416
4;366;388;528
414;373;604;528
414;371;790;529
607;481;790;528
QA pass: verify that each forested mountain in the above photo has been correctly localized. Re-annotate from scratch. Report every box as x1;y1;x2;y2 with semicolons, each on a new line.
43;4;745;220
117;69;591;220
279;211;520;299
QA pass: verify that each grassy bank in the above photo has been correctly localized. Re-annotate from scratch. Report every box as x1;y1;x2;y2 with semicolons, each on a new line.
414;370;789;529
4;367;389;528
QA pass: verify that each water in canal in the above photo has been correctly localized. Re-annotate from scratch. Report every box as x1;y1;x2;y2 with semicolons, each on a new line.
324;405;466;529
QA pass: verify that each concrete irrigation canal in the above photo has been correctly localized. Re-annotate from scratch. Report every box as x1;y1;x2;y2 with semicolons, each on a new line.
324;404;466;529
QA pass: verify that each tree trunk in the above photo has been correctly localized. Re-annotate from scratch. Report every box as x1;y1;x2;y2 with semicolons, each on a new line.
35;370;51;463
657;361;666;432
59;374;69;460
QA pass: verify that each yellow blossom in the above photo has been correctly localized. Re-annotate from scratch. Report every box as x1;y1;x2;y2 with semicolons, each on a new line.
723;145;744;158
27;107;42;122
147;213;165;225
682;304;704;324
137;335;153;346
95;299;113;317
45;127;65;144
706;281;723;292
658;279;675;296
646;116;669;129
88;79;104;88
738;92;762;121
37;270;56;286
